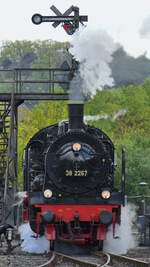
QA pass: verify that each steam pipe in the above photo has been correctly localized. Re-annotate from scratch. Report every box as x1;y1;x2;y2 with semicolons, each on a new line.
68;102;84;131
121;148;126;206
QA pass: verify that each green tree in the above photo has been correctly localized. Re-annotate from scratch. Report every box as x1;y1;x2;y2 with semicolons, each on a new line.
85;79;150;196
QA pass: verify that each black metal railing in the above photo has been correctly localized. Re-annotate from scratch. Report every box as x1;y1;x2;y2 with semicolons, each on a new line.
0;68;73;94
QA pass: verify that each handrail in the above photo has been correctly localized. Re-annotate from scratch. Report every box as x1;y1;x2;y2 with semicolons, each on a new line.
0;68;72;94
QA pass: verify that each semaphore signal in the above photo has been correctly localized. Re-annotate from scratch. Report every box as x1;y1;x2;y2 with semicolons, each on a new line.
32;5;88;35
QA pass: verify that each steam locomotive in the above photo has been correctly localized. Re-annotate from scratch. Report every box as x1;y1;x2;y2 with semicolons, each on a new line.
23;102;125;250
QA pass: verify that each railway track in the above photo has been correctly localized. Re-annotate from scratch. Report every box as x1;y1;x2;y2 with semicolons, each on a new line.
106;252;150;266
38;251;150;267
38;252;109;266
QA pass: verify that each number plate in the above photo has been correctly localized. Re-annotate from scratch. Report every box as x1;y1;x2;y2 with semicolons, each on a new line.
65;170;87;177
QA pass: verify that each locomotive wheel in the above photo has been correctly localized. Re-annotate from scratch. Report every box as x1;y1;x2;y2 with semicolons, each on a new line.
98;240;103;251
50;240;55;251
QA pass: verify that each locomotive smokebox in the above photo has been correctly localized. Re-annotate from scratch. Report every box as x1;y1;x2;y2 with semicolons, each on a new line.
68;102;84;131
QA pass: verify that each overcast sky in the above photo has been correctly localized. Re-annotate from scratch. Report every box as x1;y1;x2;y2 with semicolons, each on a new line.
1;0;150;57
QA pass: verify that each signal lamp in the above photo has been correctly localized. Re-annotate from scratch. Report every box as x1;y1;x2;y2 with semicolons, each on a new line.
44;189;52;198
101;190;111;199
63;23;76;35
63;24;69;30
73;143;81;151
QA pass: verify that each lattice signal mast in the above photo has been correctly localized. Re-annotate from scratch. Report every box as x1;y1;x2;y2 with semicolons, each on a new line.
32;5;88;35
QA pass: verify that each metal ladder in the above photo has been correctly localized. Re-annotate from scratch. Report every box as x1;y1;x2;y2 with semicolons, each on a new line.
0;101;11;223
0;87;19;225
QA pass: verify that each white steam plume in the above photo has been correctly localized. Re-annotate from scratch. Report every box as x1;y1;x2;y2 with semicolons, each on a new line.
104;203;138;254
19;223;49;253
69;27;120;100
139;15;150;38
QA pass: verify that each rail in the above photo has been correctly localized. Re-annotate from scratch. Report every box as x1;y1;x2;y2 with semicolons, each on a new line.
38;252;110;267
95;252;149;267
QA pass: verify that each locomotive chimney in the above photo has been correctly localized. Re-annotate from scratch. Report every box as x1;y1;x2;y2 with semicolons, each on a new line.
68;102;84;131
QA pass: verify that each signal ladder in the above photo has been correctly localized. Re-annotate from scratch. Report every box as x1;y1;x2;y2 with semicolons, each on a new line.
0;102;11;222
0;88;19;225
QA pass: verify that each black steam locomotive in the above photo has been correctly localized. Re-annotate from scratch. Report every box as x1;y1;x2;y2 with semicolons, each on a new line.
23;103;125;250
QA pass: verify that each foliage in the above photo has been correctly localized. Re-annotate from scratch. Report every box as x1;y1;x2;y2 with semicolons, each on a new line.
110;47;150;87
85;79;150;196
0;40;71;93
0;40;70;69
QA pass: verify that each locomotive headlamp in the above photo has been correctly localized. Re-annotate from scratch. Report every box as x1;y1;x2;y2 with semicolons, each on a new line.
44;189;52;198
73;143;81;151
101;190;111;199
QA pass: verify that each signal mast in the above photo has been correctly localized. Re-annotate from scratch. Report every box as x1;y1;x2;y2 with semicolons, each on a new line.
32;5;88;85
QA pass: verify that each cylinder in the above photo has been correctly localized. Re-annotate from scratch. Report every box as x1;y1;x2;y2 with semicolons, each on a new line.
68;103;84;131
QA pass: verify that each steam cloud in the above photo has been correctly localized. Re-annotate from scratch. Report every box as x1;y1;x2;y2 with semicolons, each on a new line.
139;15;150;38
69;27;120;100
19;223;49;253
104;203;138;254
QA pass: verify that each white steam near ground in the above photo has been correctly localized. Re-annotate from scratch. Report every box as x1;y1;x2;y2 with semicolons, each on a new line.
19;223;50;253
19;203;137;254
14;192;49;253
104;203;138;254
